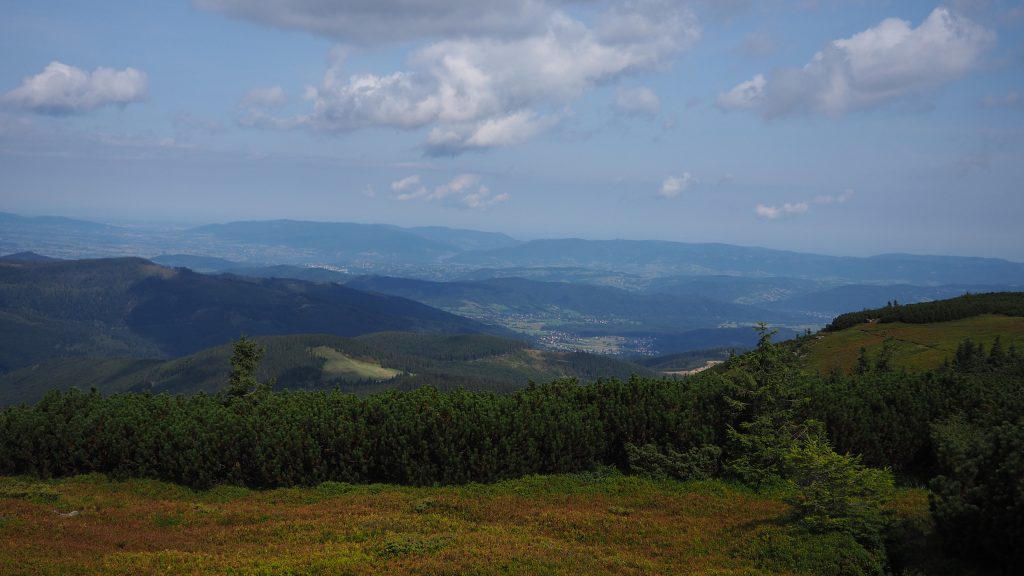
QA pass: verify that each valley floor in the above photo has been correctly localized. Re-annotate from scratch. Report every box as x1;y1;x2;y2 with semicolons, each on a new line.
1;473;932;576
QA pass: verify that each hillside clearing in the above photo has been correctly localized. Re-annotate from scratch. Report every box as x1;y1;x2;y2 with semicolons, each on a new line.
310;346;403;381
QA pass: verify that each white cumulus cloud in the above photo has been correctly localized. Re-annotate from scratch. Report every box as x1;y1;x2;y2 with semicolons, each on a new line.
716;74;765;110
425;111;552;156
390;174;422;193
755;202;809;220
660;173;694;198
756;189;855;220
239;1;699;154
462;187;510;210
2;61;147;115
427;174;481;201
719;8;995;117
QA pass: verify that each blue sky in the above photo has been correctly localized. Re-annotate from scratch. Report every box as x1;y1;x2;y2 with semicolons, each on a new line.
1;0;1022;259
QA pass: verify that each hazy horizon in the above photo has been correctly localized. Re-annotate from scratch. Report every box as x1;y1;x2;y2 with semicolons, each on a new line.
2;1;1023;260
6;208;1024;264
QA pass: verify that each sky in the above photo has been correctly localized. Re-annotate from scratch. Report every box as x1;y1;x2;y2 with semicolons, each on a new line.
1;0;1022;260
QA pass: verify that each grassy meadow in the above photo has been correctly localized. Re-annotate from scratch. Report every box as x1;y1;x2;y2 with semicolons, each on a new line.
0;472;933;576
799;314;1024;374
311;347;403;381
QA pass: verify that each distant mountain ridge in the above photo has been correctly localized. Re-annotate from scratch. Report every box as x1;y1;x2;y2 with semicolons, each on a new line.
449;239;1024;285
4;211;1023;286
0;257;503;372
0;212;117;232
0;251;61;263
191;219;522;263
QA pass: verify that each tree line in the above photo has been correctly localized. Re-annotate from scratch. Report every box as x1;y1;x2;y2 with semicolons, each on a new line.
825;291;1024;332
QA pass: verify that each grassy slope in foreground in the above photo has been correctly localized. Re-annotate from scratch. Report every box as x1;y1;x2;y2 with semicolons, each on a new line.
799;314;1024;374
1;473;929;576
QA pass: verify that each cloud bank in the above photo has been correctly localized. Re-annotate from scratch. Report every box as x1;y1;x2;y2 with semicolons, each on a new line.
2;61;148;115
224;1;700;154
195;0;559;46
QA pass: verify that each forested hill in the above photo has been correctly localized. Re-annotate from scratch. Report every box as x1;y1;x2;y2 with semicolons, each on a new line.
0;251;61;263
789;292;1024;375
825;292;1024;332
0;333;656;405
0;257;503;371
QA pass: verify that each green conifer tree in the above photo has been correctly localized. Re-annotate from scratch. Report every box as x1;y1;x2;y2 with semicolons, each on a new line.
226;335;271;398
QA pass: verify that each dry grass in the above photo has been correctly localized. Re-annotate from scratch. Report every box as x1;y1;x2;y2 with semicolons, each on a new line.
0;473;920;575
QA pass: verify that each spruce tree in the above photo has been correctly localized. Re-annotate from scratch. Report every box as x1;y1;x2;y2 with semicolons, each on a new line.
226;335;269;398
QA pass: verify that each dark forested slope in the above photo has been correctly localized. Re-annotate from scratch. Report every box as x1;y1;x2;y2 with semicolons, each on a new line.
0;258;502;371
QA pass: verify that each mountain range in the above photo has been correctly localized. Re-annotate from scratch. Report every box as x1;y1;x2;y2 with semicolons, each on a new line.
3;212;1024;362
449;239;1024;285
0;256;501;372
4;212;1024;285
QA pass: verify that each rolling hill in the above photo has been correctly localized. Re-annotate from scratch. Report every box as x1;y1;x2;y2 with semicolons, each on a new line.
794;292;1024;374
0;251;62;263
765;283;1021;319
0;257;503;372
0;332;656;405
